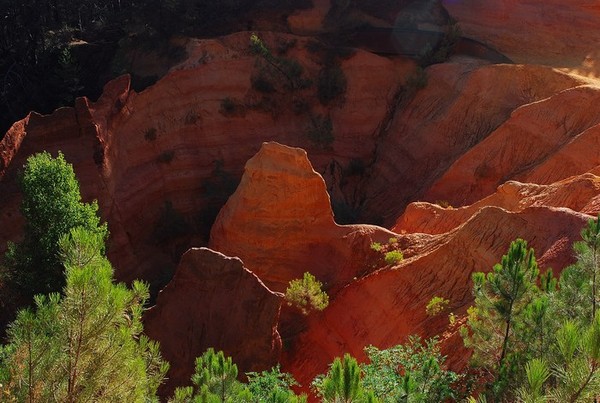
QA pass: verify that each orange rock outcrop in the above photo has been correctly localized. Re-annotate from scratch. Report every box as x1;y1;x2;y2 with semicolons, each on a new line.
397;174;600;235
209;142;396;293
360;62;588;225
425;85;600;206
144;247;282;396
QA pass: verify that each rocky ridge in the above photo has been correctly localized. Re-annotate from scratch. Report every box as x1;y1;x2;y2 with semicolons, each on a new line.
2;0;600;398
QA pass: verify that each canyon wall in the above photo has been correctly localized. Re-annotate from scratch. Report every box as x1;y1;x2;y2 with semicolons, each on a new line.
2;0;600;396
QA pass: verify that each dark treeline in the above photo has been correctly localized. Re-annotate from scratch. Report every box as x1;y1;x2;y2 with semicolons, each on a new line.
0;0;311;137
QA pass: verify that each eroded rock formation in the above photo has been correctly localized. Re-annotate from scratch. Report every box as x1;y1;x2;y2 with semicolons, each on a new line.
143;247;282;396
397;174;600;235
2;1;600;396
209;141;396;293
0;32;413;289
360;62;589;225
283;206;592;390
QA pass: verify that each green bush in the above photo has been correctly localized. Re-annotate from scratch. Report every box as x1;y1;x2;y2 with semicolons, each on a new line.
370;242;383;252
285;272;329;315
426;296;450;316
384;250;403;265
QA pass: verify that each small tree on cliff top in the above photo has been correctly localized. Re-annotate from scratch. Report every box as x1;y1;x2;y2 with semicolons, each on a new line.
285;272;329;315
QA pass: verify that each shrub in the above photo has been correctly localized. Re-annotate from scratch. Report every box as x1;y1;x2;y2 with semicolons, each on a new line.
285;272;329;315
157;150;175;164
426;296;450;316
144;127;157;141
317;65;347;105
384;250;403;265
370;242;383;252
250;34;308;91
388;237;398;245
220;97;237;114
251;74;276;93
184;109;199;124
306;115;334;147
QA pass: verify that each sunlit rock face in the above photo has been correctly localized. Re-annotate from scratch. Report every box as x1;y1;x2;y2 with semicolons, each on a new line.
359;62;587;226
396;174;600;235
443;0;600;66
283;206;592;393
209;142;396;294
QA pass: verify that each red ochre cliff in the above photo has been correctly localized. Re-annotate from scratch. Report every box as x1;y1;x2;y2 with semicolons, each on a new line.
209;142;395;294
0;32;412;289
3;1;600;397
442;0;600;66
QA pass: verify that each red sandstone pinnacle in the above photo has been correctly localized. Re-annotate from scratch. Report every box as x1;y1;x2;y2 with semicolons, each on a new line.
209;141;397;294
143;247;282;397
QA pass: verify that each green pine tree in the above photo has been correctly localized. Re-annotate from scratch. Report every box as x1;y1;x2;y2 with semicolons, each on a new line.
462;238;540;398
313;353;378;403
0;227;169;402
170;348;251;403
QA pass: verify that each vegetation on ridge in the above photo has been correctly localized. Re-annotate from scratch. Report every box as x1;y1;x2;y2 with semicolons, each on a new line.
285;272;329;315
